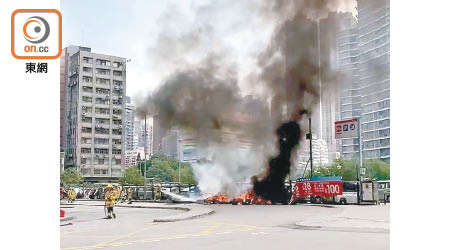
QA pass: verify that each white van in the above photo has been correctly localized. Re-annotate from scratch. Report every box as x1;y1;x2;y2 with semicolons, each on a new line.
335;181;359;205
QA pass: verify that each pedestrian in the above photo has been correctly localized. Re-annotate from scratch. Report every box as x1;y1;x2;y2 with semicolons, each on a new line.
155;180;162;201
104;184;117;219
127;187;134;204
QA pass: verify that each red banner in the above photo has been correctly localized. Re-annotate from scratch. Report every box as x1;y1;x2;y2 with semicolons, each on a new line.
291;181;343;201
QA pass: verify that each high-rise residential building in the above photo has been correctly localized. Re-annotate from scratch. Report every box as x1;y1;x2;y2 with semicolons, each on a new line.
337;13;361;160
134;119;152;158
124;96;135;151
357;0;390;161
60;48;68;149
298;133;329;176
152;115;164;155
337;1;390;162
64;46;126;181
318;12;354;162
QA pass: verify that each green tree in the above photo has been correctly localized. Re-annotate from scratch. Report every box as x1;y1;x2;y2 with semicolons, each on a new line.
61;168;83;187
363;159;390;180
119;166;145;186
140;154;197;184
303;158;390;181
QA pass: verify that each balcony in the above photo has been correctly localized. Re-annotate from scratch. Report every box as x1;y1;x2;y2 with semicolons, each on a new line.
81;91;93;98
94;133;109;139
111;134;122;139
94;154;108;159
95;103;110;109
81;143;92;148
95;113;110;119
81;132;92;137
80;153;91;159
95;144;109;149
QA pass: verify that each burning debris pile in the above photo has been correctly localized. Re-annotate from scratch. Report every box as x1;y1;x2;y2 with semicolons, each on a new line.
137;0;354;203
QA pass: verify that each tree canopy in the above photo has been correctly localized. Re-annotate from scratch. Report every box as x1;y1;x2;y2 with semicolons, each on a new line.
119;166;145;186
132;154;197;185
60;168;83;187
303;158;390;181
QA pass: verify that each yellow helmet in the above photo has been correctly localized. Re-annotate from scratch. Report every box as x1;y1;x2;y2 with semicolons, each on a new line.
107;184;113;188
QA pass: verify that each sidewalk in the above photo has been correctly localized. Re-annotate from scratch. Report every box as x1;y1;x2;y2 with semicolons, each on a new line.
60;201;214;222
295;204;390;233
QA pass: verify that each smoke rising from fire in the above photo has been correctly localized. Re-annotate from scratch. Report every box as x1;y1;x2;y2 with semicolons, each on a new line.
135;0;355;197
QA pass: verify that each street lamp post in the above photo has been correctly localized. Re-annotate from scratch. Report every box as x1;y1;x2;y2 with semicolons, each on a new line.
178;139;182;184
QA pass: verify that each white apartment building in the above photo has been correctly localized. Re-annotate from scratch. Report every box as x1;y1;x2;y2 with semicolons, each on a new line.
298;133;329;174
65;46;126;181
124;96;135;151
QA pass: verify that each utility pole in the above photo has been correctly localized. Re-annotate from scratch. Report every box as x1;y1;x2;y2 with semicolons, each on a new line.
178;138;182;184
143;113;147;200
309;117;313;179
317;20;323;140
357;117;363;205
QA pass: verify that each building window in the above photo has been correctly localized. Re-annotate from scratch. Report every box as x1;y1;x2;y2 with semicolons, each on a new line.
96;68;110;75
113;71;123;77
95;97;109;105
115;159;121;165
81;127;92;133
113;80;123;86
83;67;93;73
95;118;109;124
96;78;110;86
83;76;93;83
96;59;111;67
82;86;93;93
94;148;109;154
82;117;92;123
83;57;93;64
95;108;110;115
95;127;109;134
94;138;109;144
81;148;91;154
98;159;105;164
95;88;110;95
113;62;122;68
82;96;92;103
81;158;87;164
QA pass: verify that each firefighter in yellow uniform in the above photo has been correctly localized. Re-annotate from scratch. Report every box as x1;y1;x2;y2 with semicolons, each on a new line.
105;184;117;219
68;188;76;203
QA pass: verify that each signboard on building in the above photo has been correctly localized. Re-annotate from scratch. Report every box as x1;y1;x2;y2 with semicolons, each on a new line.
335;118;358;139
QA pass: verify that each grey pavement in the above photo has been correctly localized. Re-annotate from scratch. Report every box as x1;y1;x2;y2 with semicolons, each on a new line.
60;200;214;222
295;204;390;233
61;202;390;250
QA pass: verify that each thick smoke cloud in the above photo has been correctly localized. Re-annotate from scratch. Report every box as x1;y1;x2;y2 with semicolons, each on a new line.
135;0;355;197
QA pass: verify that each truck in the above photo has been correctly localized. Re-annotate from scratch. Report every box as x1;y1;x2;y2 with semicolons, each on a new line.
289;177;343;204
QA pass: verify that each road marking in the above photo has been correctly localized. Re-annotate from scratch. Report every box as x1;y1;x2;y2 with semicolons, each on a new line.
61;220;265;250
200;222;222;234
93;223;159;247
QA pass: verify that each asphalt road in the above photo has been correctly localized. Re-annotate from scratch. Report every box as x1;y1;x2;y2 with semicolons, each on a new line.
61;204;389;250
